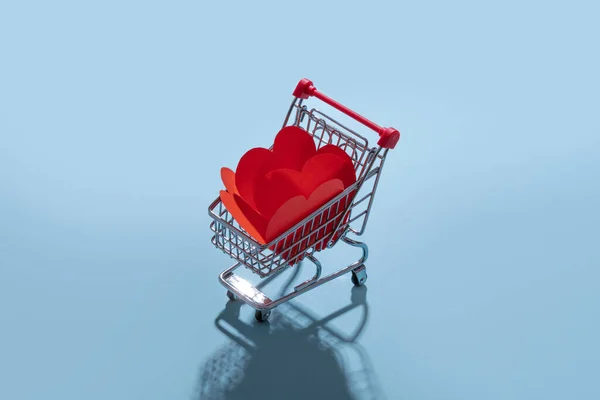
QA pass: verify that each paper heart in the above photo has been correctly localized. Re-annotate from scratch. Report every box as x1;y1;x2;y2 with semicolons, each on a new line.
265;178;345;241
252;169;304;219
314;144;357;188
253;152;356;219
273;126;318;170
220;167;238;195
313;191;352;252
234;148;284;211
234;193;268;239
266;179;344;262
219;190;266;244
220;177;347;254
234;126;316;209
268;185;353;262
219;125;359;262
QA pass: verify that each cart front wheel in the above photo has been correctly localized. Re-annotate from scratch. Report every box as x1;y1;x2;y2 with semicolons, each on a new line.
351;265;368;286
255;310;271;323
226;290;237;301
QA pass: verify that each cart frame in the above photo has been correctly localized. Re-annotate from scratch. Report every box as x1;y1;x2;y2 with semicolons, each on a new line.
208;78;400;322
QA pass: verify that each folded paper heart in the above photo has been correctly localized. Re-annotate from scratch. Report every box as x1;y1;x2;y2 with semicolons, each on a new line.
219;126;358;261
253;152;356;219
220;167;238;195
235;126;317;210
269;182;353;262
265;178;344;241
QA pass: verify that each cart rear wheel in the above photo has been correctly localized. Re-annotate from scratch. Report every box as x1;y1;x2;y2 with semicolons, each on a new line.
254;310;271;323
351;265;367;286
226;290;237;301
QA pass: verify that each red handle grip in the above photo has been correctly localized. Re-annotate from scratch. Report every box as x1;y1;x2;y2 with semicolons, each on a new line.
293;78;400;149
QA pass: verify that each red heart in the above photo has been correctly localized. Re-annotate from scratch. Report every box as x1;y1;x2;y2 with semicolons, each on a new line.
315;144;357;188
265;179;344;263
252;169;304;219
234;148;284;210
253;153;356;218
234;127;316;210
234;193;268;239
273;126;317;170
220;167;238;195
313;191;352;251
303;151;356;192
219;126;359;262
265;178;345;241
219;190;266;244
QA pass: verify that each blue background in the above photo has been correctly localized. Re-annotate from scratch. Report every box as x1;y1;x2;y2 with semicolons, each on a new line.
1;1;598;399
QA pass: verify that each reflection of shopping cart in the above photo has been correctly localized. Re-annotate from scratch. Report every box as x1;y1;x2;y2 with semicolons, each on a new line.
209;78;400;322
195;264;385;400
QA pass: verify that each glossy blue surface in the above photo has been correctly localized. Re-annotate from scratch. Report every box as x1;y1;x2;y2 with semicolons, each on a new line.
1;1;599;399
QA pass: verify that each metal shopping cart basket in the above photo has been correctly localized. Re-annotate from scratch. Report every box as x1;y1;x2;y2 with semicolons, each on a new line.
208;78;400;322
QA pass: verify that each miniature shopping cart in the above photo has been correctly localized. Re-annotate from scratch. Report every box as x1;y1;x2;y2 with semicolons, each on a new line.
208;78;400;322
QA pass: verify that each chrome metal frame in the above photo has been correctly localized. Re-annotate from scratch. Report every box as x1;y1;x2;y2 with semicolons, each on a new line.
208;96;391;321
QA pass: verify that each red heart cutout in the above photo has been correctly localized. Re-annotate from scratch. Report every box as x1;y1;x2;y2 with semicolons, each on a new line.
220;167;238;195
273;126;317;170
252;169;304;219
234;127;316;210
265;179;346;263
302;153;356;192
234;193;268;239
219;126;359;262
265;178;345;241
234;148;284;210
313;191;352;252
219;190;266;244
253;153;356;218
311;146;357;250
315;144;357;188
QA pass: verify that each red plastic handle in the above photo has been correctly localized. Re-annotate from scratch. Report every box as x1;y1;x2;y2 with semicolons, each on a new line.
293;78;400;149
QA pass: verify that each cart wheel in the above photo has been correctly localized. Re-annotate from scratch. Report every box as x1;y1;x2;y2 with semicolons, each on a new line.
351;265;367;286
254;310;271;323
226;290;237;301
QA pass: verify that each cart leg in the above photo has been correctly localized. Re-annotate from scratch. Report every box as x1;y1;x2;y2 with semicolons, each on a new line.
255;309;271;323
294;253;322;292
351;264;368;286
341;236;369;265
341;235;369;286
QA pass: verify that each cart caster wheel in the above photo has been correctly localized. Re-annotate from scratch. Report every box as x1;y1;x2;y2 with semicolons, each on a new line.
226;290;237;301
255;310;271;323
351;265;367;286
